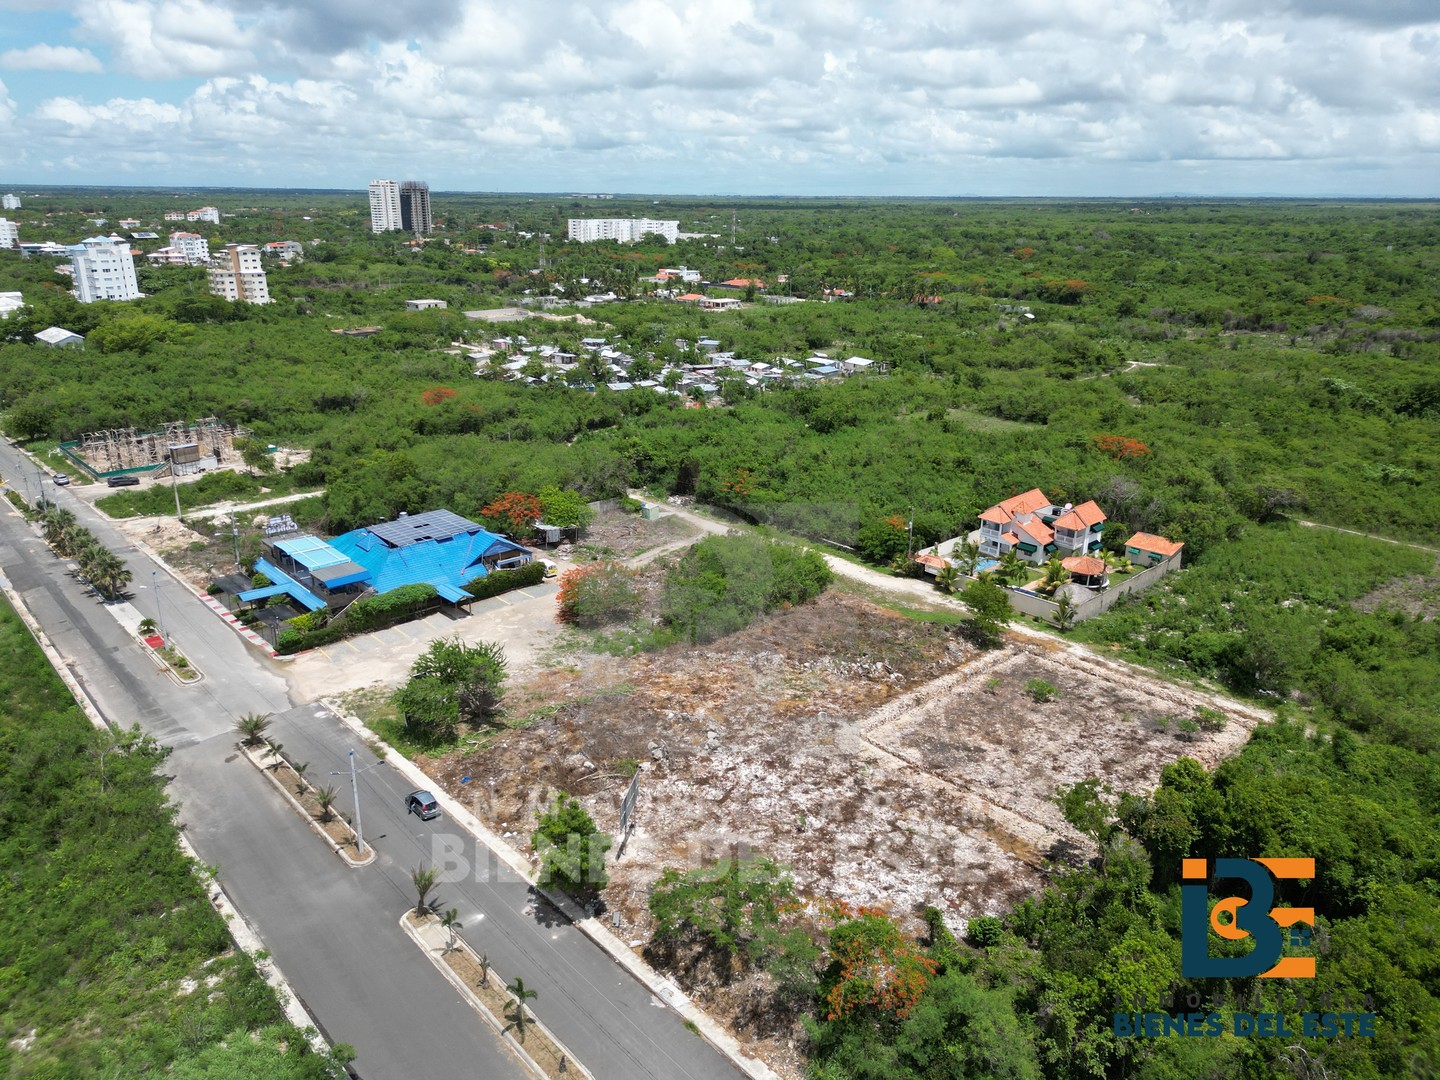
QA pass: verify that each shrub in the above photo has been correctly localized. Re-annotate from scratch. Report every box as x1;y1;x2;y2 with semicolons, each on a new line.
619;496;643;514
1025;679;1058;702
345;583;437;632
464;560;545;600
556;562;640;627
967;915;1004;948
532;793;611;893
660;534;831;644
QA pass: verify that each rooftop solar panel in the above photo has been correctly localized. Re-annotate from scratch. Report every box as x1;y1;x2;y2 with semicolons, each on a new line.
366;509;484;547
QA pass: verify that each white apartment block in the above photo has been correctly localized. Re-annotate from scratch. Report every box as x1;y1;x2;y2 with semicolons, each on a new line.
2;194;20;210
186;206;221;224
164;211;186;221
369;179;402;232
69;236;141;303
567;218;679;244
0;218;17;249
208;244;271;304
168;231;210;265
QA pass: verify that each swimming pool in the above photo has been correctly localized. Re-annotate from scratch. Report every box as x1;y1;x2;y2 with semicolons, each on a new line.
975;558;1000;574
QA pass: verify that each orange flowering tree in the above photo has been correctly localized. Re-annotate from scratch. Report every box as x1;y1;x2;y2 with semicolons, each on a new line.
419;386;458;406
1092;433;1153;461
822;912;938;1021
480;491;543;537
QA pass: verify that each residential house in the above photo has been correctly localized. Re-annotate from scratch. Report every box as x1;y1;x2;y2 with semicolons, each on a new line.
976;488;1059;564
405;299;448;311
1125;532;1185;569
1049;500;1107;557
699;297;741;311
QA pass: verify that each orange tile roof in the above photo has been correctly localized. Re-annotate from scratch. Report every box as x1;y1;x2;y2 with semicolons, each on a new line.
1127;532;1184;557
721;277;765;288
1061;556;1107;576
1053;500;1106;531
1015;519;1054;545
979;507;1012;525
1001;532;1021;545
913;553;948;569
997;488;1051;516
676;292;704;302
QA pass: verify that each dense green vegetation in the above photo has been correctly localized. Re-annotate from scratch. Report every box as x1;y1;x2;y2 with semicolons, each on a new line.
0;597;350;1077
3;190;1438;1077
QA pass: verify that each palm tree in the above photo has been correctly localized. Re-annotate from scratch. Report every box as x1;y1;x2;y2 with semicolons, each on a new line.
998;549;1026;585
265;739;285;770
934;563;959;595
952;540;981;578
314;785;339;823
507;977;538;1038
1054;591;1077;631
41;506;77;552
477;953;491;988
1038;558;1071;596
440;907;462;953
84;549;132;600
234;712;272;747
292;761;310;794
411;864;439;916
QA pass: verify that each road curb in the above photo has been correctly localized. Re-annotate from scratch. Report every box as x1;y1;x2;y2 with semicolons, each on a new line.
326;700;782;1080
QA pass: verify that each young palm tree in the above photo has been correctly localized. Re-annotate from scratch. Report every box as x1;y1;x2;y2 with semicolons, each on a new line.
292;761;310;794
233;712;272;747
85;550;133;600
41;507;78;552
1054;591;1077;631
411;864;440;916
1038;558;1071;596
265;739;285;770
507;977;538;1038
314;785;339;823
934;562;960;595
999;548;1026;585
440;907;462;953
477;953;491;988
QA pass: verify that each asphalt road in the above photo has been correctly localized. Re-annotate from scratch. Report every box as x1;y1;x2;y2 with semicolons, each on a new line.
0;444;743;1080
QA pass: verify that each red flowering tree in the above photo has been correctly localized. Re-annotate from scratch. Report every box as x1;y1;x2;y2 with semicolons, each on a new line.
822;913;938;1021
1092;434;1153;461
420;387;458;406
480;491;543;537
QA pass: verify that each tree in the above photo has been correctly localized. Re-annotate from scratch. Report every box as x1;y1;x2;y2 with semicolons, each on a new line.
998;548;1028;585
532;792;611;894
649;856;797;966
962;576;1011;647
412;864;440;916
934;562;959;595
950;539;981;577
1038;557;1071;596
234;712;272;747
480;490;544;538
477;953;491;988
292;760;310;794
507;977;538;1038
440;907;462;953
392;676;461;745
822;913;939;1022
1054;590;1077;631
232;435;274;476
555;562;639;627
314;785;339;823
536;484;594;529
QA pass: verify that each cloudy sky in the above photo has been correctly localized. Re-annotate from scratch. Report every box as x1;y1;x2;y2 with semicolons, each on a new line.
0;0;1436;196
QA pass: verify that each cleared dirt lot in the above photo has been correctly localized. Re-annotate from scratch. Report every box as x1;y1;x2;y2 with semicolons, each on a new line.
427;591;1267;935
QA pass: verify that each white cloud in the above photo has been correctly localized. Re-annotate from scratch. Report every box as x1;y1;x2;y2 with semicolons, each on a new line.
2;0;1436;193
0;44;103;73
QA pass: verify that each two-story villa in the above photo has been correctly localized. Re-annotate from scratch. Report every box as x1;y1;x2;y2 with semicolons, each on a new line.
976;489;1108;564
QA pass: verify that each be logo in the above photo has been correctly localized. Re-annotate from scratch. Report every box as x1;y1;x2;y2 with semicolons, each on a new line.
1181;858;1316;979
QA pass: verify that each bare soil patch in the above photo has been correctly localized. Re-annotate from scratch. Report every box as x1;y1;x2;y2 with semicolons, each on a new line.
416;590;1265;1077
1353;558;1440;620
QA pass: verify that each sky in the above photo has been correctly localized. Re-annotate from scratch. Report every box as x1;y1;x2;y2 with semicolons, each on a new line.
0;0;1437;198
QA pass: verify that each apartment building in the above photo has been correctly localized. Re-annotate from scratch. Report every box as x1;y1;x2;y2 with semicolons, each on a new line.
368;179;402;232
168;231;211;265
0;218;17;249
69;236;140;303
207;243;272;304
567;218;679;244
399;181;432;234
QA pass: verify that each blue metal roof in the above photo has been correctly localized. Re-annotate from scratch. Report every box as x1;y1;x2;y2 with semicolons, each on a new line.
328;515;530;601
250;557;328;612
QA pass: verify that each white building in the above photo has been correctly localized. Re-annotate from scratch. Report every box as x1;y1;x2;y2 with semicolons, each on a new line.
0;218;17;249
36;326;84;347
168;231;210;265
164;211;186;221
405;299;447;311
145;247;190;266
68;236;140;303
369;179;402;233
0;292;24;319
263;240;304;260
2;194;20;210
186;206;221;224
208;244;271;304
567;218;679;244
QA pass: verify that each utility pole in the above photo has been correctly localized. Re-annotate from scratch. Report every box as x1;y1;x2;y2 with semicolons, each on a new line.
334;750;365;855
152;569;166;642
170;461;182;520
231;517;241;568
907;505;915;558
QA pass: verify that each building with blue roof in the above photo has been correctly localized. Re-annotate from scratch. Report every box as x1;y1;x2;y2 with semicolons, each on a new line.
258;509;532;611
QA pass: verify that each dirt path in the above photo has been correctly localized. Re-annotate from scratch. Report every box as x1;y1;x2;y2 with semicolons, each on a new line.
1295;518;1440;555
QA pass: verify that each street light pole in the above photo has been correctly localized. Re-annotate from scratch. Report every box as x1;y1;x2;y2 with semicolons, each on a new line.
906;504;915;558
348;749;365;855
152;569;166;642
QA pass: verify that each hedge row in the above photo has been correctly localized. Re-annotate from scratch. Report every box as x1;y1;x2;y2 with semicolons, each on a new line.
463;560;546;599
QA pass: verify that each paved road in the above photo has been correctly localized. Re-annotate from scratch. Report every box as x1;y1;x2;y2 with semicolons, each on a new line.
0;443;743;1080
